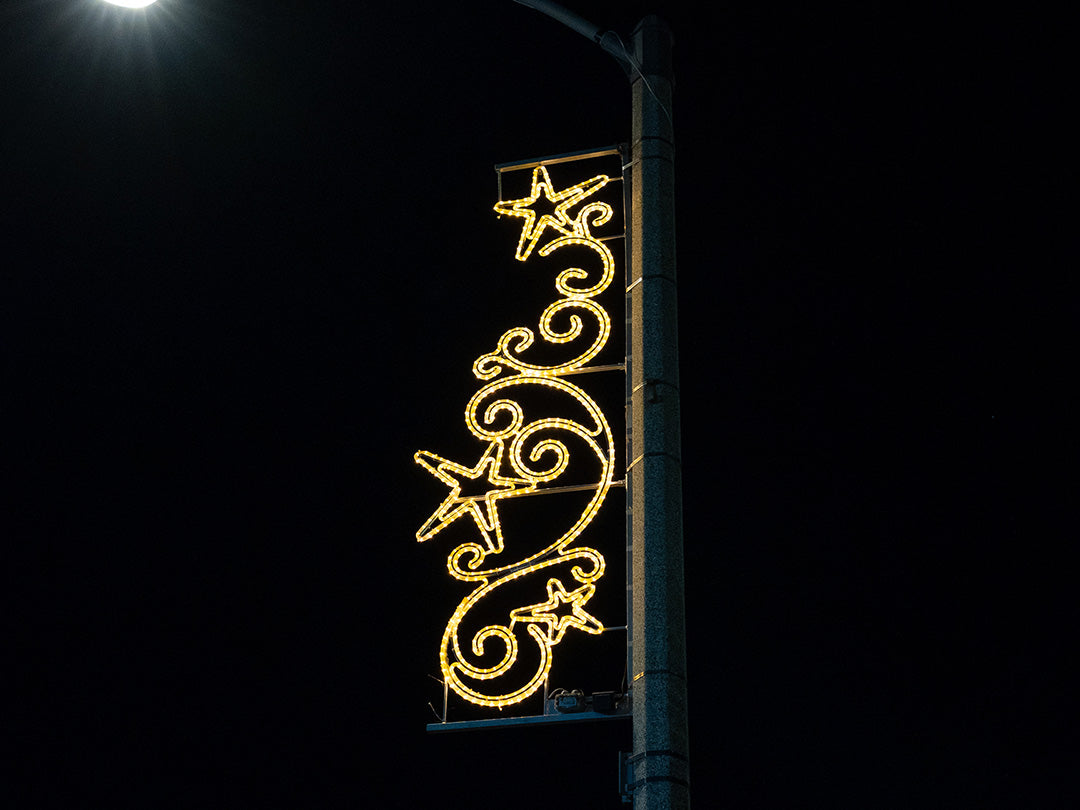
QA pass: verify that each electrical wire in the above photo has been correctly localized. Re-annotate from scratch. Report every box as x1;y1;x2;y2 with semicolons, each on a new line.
600;29;675;135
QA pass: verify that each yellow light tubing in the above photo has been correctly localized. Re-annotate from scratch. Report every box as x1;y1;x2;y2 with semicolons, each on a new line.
415;166;618;708
492;165;610;261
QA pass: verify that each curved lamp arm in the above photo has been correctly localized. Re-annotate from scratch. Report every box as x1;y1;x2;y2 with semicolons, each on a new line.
512;0;631;73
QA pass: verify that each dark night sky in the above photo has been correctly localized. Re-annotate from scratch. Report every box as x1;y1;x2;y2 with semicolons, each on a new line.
3;1;1072;807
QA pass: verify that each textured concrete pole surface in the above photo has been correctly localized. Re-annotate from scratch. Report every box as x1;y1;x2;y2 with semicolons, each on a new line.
627;15;689;810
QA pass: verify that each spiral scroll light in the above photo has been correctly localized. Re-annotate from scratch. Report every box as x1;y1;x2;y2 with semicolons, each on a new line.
415;164;619;708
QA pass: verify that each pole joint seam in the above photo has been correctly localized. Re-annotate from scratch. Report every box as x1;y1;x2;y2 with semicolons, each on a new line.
626;748;690;764
631;379;680;395
629;140;676;156
632;668;687;681
626;451;682;472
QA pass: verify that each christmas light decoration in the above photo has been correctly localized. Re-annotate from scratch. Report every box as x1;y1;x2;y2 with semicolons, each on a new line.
415;164;619;708
492;165;610;261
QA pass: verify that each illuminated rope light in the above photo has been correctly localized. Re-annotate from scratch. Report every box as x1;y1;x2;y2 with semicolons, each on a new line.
492;165;610;261
414;440;535;556
415;166;618;708
511;577;604;645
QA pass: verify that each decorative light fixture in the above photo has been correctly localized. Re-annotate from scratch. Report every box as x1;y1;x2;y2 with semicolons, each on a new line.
415;165;619;708
101;0;158;8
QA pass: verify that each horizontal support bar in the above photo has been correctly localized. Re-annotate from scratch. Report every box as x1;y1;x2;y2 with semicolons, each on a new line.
427;708;630;733
495;145;625;174
455;478;626;502
558;362;625;376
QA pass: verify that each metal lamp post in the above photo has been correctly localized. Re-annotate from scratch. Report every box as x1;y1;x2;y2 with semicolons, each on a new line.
513;4;688;808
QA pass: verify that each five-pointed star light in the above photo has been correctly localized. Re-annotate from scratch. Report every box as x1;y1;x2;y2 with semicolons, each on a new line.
511;577;604;644
414;440;534;555
493;165;610;261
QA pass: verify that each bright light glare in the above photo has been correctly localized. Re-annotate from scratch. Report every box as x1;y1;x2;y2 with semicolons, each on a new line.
103;0;158;7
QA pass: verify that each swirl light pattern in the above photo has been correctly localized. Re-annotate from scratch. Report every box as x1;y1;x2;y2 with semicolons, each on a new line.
415;164;619;708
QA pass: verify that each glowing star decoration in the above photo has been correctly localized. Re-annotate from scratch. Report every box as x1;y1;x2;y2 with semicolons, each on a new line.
493;165;609;261
511;578;604;644
416;163;620;709
414;440;534;558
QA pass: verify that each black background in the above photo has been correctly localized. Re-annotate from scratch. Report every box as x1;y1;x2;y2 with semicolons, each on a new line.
3;1;1072;807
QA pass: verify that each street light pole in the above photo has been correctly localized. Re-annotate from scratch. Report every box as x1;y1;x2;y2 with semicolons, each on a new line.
625;17;688;810
514;5;688;809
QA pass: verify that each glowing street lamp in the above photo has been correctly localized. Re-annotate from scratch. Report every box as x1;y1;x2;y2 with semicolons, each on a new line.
102;0;158;8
